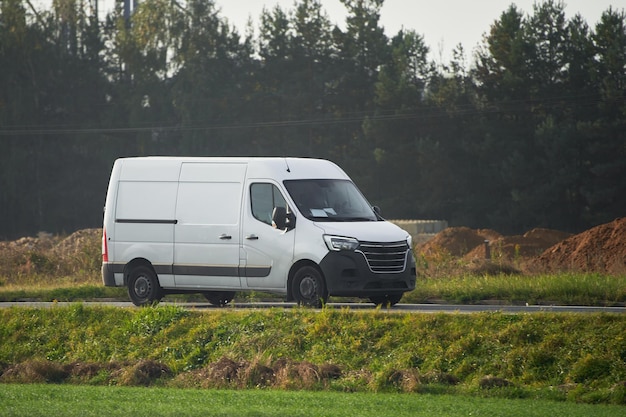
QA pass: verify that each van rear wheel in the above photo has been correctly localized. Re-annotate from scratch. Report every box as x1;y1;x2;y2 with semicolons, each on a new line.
292;266;328;308
128;265;162;306
203;291;236;307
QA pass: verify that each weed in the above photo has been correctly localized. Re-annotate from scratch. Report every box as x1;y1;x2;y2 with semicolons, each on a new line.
570;355;613;384
126;305;189;336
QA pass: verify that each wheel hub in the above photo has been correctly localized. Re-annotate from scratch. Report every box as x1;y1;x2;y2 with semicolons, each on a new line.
134;276;150;298
299;276;317;299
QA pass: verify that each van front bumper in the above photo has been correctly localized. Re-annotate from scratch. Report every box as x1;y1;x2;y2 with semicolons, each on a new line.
319;250;416;297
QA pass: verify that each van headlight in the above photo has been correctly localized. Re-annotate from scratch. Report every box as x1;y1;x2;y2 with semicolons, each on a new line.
324;235;359;251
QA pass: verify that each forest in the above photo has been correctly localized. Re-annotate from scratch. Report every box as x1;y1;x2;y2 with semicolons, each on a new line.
0;0;625;239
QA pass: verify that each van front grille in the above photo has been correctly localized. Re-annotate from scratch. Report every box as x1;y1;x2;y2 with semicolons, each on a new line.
357;241;409;273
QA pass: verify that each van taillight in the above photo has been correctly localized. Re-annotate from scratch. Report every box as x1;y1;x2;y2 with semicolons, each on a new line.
102;228;108;262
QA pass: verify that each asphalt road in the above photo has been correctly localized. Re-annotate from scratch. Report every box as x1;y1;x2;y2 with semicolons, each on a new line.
0;301;624;313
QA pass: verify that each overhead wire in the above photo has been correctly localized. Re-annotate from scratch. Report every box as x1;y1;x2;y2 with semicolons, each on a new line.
0;91;621;136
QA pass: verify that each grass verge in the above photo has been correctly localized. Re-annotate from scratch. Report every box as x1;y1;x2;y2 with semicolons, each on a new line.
1;272;625;306
1;384;624;417
0;305;624;405
404;272;626;306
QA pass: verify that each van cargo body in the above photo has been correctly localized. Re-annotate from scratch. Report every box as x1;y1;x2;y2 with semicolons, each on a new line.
101;157;416;307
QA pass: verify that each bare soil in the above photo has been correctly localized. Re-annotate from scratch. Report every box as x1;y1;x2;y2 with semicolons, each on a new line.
416;217;626;275
530;217;626;275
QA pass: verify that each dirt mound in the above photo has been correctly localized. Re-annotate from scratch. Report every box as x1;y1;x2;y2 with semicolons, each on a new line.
416;219;626;276
0;229;102;281
416;226;568;260
172;357;341;389
51;228;101;257
532;218;626;274
0;229;101;258
417;227;502;257
464;228;573;260
0;232;59;253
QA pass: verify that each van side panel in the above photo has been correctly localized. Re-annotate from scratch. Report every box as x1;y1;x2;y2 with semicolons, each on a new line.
119;158;182;182
172;162;246;289
116;181;178;226
179;162;246;182
111;170;179;288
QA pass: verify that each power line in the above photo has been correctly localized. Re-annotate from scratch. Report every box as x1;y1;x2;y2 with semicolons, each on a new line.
0;91;621;136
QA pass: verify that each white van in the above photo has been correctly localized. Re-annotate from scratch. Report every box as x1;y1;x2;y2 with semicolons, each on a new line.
102;157;416;307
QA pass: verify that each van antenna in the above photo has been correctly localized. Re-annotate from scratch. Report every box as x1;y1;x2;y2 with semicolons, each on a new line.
284;158;291;173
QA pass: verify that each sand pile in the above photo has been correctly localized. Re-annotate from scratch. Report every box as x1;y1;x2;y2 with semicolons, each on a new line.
531;217;626;275
416;218;626;275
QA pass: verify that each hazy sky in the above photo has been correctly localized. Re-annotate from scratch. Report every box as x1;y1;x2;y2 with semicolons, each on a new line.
218;0;624;62
35;0;625;62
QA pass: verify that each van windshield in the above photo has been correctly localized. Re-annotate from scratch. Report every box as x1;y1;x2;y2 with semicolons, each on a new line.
284;179;378;222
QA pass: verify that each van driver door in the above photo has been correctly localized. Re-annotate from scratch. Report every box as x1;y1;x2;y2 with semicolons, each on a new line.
241;182;295;290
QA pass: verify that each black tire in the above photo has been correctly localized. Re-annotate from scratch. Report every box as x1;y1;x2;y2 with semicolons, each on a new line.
127;265;162;306
292;266;328;308
203;291;236;307
369;294;403;307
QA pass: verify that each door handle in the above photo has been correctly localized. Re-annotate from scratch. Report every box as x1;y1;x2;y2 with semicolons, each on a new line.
245;234;259;240
219;234;232;240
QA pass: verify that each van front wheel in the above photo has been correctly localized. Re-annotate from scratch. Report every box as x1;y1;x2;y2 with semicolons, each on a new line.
292;266;328;308
128;266;162;306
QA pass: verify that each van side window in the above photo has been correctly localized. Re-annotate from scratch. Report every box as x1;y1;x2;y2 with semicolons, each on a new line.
250;183;287;225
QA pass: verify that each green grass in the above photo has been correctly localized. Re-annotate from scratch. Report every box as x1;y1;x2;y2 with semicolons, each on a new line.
0;384;623;417
404;273;626;306
0;305;624;405
0;285;127;302
1;272;624;307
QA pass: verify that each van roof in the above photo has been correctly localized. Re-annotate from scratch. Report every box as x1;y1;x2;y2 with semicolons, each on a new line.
114;157;349;182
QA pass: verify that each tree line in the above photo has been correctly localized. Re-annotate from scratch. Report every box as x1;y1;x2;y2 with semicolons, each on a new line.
1;0;624;239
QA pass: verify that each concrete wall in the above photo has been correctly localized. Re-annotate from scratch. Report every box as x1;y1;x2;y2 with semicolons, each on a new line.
389;220;448;246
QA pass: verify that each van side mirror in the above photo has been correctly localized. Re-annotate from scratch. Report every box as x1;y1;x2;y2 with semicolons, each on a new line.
372;206;381;215
272;206;295;231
